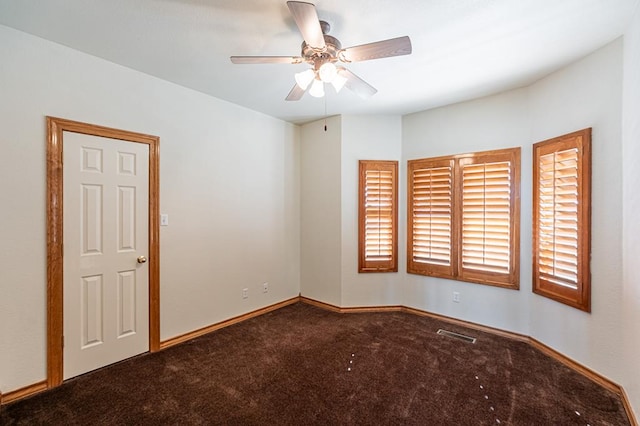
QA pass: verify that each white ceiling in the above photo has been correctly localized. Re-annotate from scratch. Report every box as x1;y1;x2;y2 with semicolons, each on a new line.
0;0;637;124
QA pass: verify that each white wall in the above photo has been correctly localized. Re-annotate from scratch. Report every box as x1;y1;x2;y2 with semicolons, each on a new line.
300;116;342;305
0;25;300;393
300;115;403;307
340;115;403;307
528;40;624;383
401;88;532;334
622;3;640;418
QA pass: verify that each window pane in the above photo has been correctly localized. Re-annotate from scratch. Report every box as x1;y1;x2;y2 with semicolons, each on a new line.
537;148;579;288
408;148;519;288
533;129;591;312
364;169;394;261
358;161;398;273
461;161;511;274
412;166;452;265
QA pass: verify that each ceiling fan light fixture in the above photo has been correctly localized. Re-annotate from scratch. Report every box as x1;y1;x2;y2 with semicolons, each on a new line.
318;61;337;83
294;69;315;90
231;2;413;101
309;78;325;97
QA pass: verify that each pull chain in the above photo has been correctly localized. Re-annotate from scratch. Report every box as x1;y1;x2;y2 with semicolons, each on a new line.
324;94;328;131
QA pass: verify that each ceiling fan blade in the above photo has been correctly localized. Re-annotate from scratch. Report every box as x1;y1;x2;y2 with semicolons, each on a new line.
287;1;326;50
339;36;412;63
285;84;306;101
230;56;303;64
340;67;377;99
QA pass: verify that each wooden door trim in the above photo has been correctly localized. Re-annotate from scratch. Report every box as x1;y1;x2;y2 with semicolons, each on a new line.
46;116;160;388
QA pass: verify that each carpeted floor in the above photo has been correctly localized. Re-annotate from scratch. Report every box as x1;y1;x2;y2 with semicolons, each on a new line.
0;302;630;425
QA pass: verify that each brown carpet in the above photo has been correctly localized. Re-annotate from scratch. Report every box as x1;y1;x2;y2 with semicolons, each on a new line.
0;302;630;425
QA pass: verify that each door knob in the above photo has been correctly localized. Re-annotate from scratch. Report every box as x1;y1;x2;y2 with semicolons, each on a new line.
137;256;147;264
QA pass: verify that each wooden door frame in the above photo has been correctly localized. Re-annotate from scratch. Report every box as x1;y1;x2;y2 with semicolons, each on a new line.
46;116;160;388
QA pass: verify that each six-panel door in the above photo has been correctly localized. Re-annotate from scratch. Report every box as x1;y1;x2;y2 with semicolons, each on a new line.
63;132;149;380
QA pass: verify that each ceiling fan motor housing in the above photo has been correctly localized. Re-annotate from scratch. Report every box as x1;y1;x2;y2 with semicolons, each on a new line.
301;21;342;69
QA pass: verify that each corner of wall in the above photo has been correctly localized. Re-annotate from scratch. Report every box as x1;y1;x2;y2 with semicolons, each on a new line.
622;1;640;420
299;116;343;306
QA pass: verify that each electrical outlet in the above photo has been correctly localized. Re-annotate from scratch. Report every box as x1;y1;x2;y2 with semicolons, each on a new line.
262;282;269;293
242;288;248;299
453;291;461;303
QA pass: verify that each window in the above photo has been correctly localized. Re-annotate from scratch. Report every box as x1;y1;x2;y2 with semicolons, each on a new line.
407;158;455;277
533;129;591;312
358;160;398;272
408;148;520;289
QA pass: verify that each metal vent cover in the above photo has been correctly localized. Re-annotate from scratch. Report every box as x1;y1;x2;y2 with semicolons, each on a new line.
437;329;477;344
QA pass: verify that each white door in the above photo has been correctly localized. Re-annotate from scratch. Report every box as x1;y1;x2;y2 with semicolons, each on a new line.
63;132;149;380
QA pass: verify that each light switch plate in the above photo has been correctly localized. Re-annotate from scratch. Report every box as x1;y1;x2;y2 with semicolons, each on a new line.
160;214;169;226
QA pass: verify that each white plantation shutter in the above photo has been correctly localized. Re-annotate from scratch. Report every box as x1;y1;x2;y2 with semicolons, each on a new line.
364;169;394;261
533;129;591;312
461;161;512;274
407;158;456;277
537;148;579;287
409;162;453;271
359;161;398;272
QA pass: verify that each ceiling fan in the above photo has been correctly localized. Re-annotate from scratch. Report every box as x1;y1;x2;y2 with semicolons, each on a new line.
230;1;412;101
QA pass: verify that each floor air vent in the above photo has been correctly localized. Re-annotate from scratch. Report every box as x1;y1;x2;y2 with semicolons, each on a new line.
437;329;477;344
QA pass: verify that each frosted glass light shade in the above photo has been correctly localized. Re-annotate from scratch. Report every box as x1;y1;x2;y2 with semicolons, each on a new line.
331;72;347;93
309;78;325;98
318;62;337;83
294;69;315;90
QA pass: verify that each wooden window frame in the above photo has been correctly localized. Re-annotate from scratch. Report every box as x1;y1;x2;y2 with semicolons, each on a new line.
358;160;398;273
406;158;456;278
407;148;521;289
532;128;591;312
